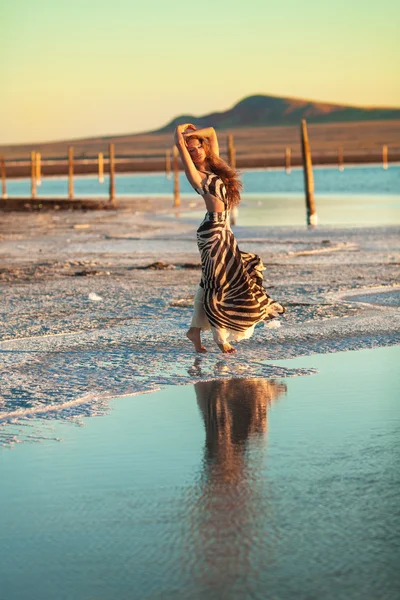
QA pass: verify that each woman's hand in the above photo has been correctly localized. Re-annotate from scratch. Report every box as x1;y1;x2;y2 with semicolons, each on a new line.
174;123;196;145
179;123;196;133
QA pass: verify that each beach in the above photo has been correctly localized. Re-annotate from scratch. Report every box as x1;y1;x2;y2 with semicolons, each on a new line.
3;0;400;594
1;197;400;599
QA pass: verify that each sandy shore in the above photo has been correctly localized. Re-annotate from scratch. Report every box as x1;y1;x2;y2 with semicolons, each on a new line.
1;204;399;445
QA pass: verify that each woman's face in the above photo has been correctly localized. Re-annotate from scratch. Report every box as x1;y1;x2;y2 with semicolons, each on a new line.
186;138;206;164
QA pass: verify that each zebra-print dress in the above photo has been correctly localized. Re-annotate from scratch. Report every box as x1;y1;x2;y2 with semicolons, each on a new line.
195;172;285;342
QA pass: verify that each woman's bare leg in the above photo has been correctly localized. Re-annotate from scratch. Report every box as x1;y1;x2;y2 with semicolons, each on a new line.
186;327;207;353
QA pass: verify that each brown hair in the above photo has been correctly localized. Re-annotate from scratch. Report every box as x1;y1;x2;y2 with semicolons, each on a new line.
190;136;242;208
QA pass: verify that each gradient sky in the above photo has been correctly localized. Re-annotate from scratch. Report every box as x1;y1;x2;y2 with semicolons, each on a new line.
2;0;399;144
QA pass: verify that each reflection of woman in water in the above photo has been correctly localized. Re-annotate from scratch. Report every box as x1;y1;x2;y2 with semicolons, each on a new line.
195;378;286;482
190;378;287;595
174;124;285;355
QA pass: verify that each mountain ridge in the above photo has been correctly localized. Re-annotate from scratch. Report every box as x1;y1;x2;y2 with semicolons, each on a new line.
153;93;400;133
1;94;399;158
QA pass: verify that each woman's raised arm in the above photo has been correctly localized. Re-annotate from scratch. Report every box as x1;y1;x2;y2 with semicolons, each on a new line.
184;127;219;157
174;125;203;189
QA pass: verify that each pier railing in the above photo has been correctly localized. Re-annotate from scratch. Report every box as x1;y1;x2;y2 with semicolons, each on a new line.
2;144;399;181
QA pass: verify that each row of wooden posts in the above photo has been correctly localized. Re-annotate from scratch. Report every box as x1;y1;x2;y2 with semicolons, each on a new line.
0;123;393;227
0;146;115;203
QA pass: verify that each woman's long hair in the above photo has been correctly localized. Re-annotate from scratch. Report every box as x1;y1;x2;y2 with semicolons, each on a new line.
192;136;242;208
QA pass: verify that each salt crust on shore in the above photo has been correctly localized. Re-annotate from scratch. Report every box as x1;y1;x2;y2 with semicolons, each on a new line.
0;208;399;446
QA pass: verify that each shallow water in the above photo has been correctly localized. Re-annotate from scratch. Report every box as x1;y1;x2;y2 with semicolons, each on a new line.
7;165;400;227
343;288;400;307
176;193;400;227
1;346;399;600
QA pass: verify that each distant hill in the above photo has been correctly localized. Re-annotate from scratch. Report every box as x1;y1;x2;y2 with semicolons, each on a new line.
154;94;400;132
2;93;400;161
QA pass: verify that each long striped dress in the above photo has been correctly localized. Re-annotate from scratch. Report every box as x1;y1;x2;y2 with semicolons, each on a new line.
195;172;285;344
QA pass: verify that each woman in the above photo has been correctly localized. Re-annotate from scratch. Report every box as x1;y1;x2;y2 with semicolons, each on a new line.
174;123;285;354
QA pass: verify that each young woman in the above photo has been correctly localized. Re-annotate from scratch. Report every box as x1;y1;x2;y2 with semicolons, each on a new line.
174;123;285;354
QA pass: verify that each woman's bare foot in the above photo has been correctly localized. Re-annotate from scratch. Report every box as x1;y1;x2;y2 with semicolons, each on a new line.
217;342;237;354
186;328;207;353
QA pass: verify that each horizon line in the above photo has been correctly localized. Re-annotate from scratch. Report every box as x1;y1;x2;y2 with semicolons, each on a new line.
2;92;400;148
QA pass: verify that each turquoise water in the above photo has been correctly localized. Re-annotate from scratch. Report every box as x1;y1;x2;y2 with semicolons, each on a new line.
1;346;399;599
6;164;400;198
6;164;400;226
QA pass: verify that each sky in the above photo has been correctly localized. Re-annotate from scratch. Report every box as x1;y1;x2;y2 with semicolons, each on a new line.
1;0;399;144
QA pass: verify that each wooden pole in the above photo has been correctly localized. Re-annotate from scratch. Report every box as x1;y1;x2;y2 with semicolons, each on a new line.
227;135;238;222
165;149;171;179
109;143;116;204
285;147;291;174
98;152;104;183
227;134;236;169
0;155;7;199
31;151;36;199
68;146;74;200
173;145;180;207
338;146;344;172
35;152;42;185
300;120;317;228
382;145;388;170
230;206;238;226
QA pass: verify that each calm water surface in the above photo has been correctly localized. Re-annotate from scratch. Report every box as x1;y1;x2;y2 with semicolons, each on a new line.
7;164;400;226
177;193;400;227
1;346;399;600
7;165;400;226
6;164;400;197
